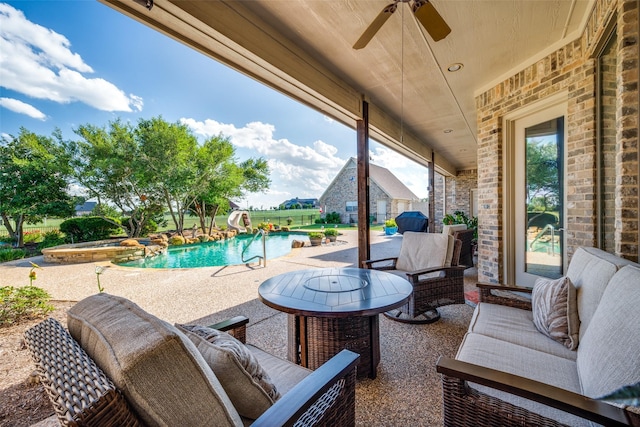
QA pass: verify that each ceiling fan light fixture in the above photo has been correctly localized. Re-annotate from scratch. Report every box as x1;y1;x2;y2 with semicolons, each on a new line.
447;63;463;72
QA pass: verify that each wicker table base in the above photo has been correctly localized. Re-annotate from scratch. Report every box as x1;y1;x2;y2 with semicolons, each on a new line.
287;314;379;379
259;268;412;380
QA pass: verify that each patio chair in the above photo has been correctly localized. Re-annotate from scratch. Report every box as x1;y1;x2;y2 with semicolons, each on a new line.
442;224;475;268
362;231;465;323
453;229;475;268
24;293;359;426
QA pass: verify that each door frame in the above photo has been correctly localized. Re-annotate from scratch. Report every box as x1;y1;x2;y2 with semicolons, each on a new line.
503;92;568;286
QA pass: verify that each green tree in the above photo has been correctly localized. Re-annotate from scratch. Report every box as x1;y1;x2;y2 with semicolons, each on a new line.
69;119;165;237
0;128;75;246
526;139;560;212
70;117;269;237
193;157;270;234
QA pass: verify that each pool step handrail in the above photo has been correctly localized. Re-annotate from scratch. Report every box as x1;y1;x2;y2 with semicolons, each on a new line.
529;224;561;255
242;228;266;266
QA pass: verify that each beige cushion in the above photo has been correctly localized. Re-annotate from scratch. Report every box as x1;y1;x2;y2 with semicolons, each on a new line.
577;265;640;398
247;344;312;395
67;293;242;427
442;224;467;235
531;276;579;350
396;232;449;272
176;324;280;420
468;303;577;360
566;247;637;339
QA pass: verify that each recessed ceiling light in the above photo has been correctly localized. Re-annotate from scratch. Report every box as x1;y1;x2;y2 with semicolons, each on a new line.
447;63;463;72
443;129;453;133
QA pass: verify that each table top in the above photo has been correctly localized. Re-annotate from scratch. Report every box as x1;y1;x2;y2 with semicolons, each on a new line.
258;267;413;317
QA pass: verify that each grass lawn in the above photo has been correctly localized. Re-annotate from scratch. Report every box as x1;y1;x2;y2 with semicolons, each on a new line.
2;209;388;237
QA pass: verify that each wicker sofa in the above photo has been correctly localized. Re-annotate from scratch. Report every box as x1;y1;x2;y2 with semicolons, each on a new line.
24;293;359;426
436;247;640;426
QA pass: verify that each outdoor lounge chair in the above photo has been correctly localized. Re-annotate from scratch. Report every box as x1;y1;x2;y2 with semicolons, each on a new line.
24;293;359;426
453;228;475;268
362;231;465;323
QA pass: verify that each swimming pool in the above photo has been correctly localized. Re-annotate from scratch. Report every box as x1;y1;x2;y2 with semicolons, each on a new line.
118;232;308;268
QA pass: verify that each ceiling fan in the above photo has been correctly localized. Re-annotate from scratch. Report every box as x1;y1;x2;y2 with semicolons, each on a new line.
353;0;451;49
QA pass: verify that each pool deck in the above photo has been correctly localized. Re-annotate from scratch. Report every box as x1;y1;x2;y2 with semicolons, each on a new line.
3;228;480;427
0;229;405;325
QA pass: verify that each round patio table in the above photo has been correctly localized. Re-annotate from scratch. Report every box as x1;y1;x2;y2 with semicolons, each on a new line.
258;267;412;379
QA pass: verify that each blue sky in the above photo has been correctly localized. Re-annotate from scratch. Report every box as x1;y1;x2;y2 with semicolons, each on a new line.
0;0;428;209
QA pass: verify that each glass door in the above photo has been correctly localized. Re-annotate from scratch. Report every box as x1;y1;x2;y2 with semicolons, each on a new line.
524;118;564;279
513;104;566;287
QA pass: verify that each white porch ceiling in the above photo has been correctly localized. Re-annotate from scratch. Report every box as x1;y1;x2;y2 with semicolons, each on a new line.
101;0;594;175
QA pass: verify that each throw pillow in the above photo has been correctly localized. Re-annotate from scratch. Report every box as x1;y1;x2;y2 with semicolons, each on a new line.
531;276;579;350
175;324;280;420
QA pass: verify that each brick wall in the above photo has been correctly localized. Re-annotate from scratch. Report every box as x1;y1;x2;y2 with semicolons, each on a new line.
319;160;412;224
434;170;478;233
476;0;639;283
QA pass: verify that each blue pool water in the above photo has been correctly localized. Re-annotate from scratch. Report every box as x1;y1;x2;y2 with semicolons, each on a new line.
119;233;308;268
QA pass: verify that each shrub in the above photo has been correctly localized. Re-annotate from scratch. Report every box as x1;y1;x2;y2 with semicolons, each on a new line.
169;235;186;245
384;219;397;228
0;286;54;326
308;232;325;238
22;230;43;244
443;210;478;240
60;217;122;243
37;230;67;250
257;222;273;231
0;248;26;263
0;235;16;245
324;228;338;236
314;218;325;224
325;212;341;224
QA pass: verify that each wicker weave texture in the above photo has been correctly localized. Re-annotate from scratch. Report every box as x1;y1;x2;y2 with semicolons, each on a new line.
479;288;533;310
453;229;475;267
23;318;141;427
294;370;357;427
441;375;572;427
305;316;374;378
407;268;466;317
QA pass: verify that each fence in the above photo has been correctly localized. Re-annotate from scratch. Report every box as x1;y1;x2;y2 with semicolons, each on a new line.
236;213;321;227
0;226;60;238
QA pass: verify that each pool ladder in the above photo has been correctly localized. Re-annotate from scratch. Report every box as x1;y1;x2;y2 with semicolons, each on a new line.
241;229;266;266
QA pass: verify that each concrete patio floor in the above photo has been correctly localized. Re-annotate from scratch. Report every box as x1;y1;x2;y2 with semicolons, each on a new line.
2;229;478;426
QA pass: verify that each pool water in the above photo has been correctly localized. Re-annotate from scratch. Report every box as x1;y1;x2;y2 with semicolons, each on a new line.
118;233;308;268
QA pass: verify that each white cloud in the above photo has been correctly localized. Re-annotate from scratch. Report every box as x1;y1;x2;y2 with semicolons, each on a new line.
181;118;347;208
0;97;46;120
0;3;141;112
182;117;429;208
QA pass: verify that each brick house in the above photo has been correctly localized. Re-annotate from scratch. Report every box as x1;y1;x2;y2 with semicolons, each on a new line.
319;158;424;224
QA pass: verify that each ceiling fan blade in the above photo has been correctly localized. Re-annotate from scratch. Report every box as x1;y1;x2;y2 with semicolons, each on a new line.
412;0;451;41
353;3;398;50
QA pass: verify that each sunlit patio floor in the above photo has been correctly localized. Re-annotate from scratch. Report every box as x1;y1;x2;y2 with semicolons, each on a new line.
2;229;478;426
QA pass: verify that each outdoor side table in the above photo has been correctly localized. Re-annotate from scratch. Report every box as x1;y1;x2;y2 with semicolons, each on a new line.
258;267;412;379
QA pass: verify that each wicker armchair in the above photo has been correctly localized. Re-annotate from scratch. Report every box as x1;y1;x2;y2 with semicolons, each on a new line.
362;231;465;324
25;312;359;426
453;228;475;268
